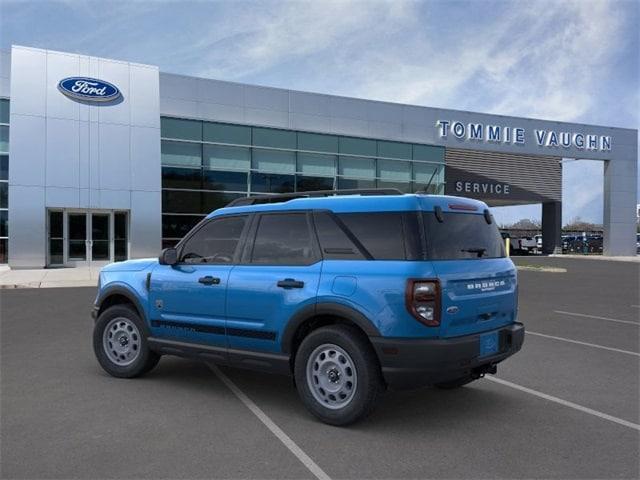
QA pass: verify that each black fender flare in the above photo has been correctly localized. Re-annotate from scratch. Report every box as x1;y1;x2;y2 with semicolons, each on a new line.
280;302;381;354
94;284;148;328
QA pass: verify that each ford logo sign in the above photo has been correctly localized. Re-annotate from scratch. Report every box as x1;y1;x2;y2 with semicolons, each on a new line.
58;77;121;102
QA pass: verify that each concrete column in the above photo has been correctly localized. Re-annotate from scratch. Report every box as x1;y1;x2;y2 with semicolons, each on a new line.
542;201;562;254
603;155;637;256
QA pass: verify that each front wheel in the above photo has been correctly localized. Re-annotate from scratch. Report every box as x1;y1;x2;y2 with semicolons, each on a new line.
294;325;383;426
93;304;160;378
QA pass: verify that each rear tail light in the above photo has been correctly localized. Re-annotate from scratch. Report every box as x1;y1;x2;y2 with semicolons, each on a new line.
406;279;441;326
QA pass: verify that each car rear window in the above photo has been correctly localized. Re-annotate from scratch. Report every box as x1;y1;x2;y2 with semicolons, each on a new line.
423;212;505;260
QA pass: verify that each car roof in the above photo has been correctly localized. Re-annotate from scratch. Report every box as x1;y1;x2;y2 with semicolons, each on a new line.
208;194;489;218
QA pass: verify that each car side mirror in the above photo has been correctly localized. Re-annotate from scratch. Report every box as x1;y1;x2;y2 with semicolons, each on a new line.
159;247;178;266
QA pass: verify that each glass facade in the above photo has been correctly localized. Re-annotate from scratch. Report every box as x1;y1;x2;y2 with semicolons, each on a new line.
0;99;8;263
160;117;445;247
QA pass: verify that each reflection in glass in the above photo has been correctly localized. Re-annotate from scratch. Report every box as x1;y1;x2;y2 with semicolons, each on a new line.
0;238;6;264
161;117;202;141
161;141;201;167
0;155;7;181
0;183;7;208
296;176;334;192
68;214;86;260
250;172;295;193
202;170;248;192
252;149;296;174
204;145;250;171
0;210;8;237
92;214;110;261
162;167;202;189
114;212;128;261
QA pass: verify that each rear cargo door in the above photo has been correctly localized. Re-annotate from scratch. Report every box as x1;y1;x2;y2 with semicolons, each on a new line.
423;210;517;338
432;259;517;338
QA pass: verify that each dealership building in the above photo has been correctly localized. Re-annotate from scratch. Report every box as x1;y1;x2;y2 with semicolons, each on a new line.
1;45;637;268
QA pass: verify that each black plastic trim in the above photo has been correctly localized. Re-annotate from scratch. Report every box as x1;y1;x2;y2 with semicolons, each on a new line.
151;319;276;340
147;337;291;375
94;285;148;324
281;302;381;354
371;323;525;390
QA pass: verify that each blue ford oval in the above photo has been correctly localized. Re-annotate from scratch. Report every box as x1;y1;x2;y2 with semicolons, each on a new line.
58;77;121;102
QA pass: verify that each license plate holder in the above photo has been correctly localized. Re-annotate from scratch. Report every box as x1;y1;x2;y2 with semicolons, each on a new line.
479;331;499;357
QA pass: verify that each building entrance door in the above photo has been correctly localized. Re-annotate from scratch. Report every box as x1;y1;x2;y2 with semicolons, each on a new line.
47;210;129;267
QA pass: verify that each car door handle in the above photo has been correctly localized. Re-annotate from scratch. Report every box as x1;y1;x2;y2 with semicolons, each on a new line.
277;278;305;289
198;276;220;285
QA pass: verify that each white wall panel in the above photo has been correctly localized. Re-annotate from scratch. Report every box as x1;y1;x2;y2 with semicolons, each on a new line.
45;117;80;188
98;122;130;190
46;51;80;121
198;78;244;105
197;102;244;124
244;85;288;111
46;186;79;208
0;50;11;80
9;114;46;186
130;190;161;258
100;189;131;209
130;126;160;191
97;60;130;125
244;107;288;128
8;185;46;267
130;65;160;128
10;47;46;116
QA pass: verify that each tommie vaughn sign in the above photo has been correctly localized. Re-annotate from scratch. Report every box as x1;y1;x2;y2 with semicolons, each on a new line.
58;77;121;102
436;120;612;152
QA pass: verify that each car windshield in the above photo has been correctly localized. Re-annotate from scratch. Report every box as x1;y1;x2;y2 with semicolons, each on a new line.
423;212;506;260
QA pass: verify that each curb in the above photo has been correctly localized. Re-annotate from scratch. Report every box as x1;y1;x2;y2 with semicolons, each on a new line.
0;281;98;289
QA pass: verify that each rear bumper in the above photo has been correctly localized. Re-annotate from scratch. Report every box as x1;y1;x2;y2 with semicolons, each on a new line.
371;323;525;390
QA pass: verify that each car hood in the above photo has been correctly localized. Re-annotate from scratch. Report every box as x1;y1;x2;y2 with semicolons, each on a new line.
100;258;157;273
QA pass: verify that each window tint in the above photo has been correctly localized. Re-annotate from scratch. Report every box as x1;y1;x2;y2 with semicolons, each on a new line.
423;212;505;260
251;213;314;265
180;216;247;264
337;213;406;260
313;212;365;260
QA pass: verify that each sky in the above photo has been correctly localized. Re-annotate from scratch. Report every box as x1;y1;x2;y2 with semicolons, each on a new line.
1;0;638;226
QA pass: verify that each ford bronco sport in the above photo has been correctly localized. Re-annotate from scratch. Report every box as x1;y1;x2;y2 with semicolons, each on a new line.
92;189;524;425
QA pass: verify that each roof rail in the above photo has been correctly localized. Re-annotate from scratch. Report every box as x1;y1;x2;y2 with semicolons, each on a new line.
226;188;403;207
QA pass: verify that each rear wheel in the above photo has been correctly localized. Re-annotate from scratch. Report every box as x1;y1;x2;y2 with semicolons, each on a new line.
93;304;160;378
294;325;383;426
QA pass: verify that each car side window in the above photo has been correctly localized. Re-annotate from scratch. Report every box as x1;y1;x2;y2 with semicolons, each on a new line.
250;213;315;265
180;215;247;264
336;212;406;260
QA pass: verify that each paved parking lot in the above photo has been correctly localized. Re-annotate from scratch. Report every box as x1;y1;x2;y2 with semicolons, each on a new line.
1;257;638;479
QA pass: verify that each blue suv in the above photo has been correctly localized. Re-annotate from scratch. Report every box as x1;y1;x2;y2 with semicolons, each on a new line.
92;190;524;425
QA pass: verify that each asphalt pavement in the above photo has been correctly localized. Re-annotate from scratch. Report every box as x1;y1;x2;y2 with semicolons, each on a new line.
1;256;638;479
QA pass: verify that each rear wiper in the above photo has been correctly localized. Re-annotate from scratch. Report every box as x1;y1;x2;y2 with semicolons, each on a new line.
461;248;487;257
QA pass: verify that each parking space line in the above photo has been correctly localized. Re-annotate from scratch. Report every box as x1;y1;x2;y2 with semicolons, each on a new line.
208;364;331;480
486;377;640;431
527;331;639;356
554;310;639;326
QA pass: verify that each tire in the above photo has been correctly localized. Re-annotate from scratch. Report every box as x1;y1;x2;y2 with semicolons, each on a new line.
93;304;160;378
434;376;476;390
294;324;383;426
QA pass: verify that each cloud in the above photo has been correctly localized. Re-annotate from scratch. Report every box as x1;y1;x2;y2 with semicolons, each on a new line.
1;0;637;225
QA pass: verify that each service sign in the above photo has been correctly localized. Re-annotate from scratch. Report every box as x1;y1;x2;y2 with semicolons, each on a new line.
58;77;121;102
